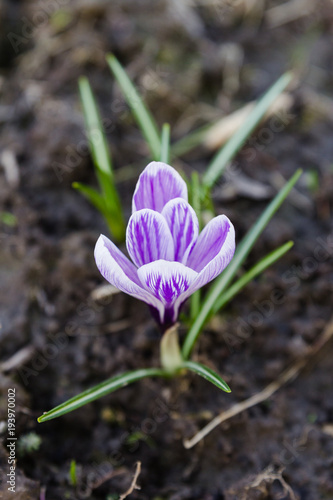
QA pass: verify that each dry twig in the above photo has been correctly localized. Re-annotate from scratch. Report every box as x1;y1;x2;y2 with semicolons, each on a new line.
119;462;142;500
91;468;126;491
266;0;314;28
184;318;333;449
203;92;293;150
0;149;20;188
90;284;121;302
0;345;35;372
240;464;298;500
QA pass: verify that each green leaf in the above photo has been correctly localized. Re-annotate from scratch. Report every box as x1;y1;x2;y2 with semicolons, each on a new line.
0;211;17;227
72;182;106;214
78;76;114;178
182;169;302;359
182;360;231;393
160;123;171;163
189;171;201;225
212;240;294;314
171;123;212;158
203;72;293;188
189;171;202;321
107;54;161;160
78;76;125;241
69;460;77;486
73;182;125;240
37;368;168;423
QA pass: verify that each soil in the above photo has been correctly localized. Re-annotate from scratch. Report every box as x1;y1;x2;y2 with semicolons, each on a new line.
0;1;333;499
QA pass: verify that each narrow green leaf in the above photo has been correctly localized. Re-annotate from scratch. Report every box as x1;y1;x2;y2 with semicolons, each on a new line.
78;76;114;178
38;368;168;423
72;182;106;214
96;170;126;241
0;211;17;227
189;171;202;320
171;123;212;158
203;72;293;188
107;54;161;160
78;76;125;241
69;460;77;486
212;240;294;314
73;182;125;240
160;123;171;163
182;169;302;359
189;171;201;225
182;360;231;393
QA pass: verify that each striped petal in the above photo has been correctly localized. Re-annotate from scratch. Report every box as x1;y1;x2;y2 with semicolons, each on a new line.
137;260;198;324
161;198;199;264
126;209;174;268
132;161;188;213
94;235;163;317
187;215;235;291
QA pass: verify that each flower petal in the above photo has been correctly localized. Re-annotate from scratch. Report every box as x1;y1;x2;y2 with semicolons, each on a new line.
161;198;199;264
187;215;235;272
187;215;235;291
132;161;188;213
126;209;175;268
94;235;164;317
137;260;198;324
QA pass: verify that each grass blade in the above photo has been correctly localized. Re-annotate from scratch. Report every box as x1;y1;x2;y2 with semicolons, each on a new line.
78;76;114;178
38;368;168;423
189;171;202;226
78;76;125;241
107;53;161;160
171;123;212;158
160;123;171;163
69;460;77;486
189;171;202;320
182;168;302;359
73;182;124;240
203;72;292;188
182;360;231;393
72;182;106;214
212;240;294;314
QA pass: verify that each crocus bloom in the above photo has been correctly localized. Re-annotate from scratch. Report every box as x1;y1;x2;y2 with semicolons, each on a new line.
95;162;235;327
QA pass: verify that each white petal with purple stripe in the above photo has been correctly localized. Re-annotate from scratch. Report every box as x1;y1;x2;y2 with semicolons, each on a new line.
126;209;175;268
137;260;198;323
162;198;199;264
94;235;164;318
187;215;235;292
132;161;188;213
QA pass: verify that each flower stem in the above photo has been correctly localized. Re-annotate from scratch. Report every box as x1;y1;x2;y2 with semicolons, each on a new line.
160;324;183;373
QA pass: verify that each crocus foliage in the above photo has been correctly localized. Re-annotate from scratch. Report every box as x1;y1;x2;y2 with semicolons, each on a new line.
95;162;235;327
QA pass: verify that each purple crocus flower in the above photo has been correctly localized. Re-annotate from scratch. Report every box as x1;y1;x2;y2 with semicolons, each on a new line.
94;162;235;328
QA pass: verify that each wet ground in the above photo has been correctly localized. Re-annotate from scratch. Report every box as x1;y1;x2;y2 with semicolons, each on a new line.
0;1;333;499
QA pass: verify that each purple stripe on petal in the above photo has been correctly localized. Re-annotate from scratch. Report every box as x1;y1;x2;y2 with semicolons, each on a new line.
126;209;175;268
94;235;164;319
132;162;188;213
187;215;234;273
137;260;198;324
186;215;235;293
162;198;199;264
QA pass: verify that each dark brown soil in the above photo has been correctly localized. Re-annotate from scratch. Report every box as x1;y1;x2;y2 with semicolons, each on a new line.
1;1;333;499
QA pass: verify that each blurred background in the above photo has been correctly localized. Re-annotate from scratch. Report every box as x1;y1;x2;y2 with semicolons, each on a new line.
0;1;333;499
